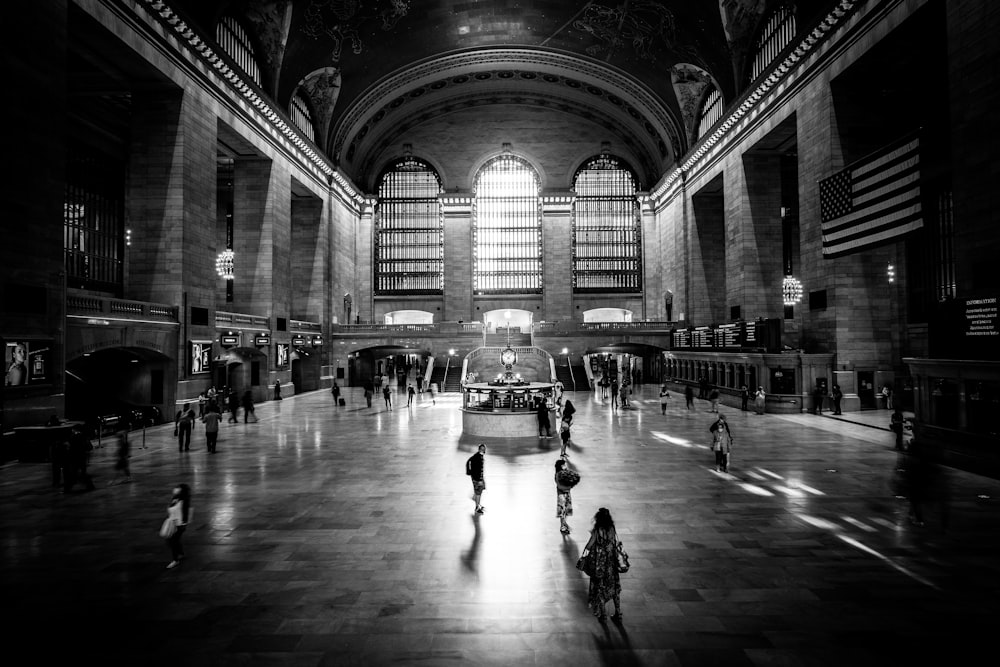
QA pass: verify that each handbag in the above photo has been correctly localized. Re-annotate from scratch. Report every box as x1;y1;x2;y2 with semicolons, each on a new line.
557;468;581;488
616;541;631;573
159;517;177;539
575;549;595;577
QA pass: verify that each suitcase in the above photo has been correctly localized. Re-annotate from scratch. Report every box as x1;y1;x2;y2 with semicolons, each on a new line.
338;398;346;406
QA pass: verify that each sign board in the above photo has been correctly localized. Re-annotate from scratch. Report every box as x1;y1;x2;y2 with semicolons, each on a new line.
220;335;239;347
254;335;271;346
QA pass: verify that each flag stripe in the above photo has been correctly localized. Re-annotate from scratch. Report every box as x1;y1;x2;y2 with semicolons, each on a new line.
823;202;922;243
818;135;922;258
823;185;921;235
823;218;924;258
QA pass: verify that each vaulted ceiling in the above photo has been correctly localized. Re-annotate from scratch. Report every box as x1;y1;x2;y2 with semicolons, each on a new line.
168;0;830;188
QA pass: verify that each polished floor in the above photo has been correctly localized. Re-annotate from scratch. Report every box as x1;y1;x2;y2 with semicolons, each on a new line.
3;385;1000;666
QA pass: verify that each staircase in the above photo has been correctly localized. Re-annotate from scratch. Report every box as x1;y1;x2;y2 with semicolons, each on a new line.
571;365;590;390
485;331;532;347
429;366;447;392
443;366;463;392
555;364;575;391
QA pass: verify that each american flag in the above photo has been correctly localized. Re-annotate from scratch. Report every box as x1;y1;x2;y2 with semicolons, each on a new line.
819;135;922;258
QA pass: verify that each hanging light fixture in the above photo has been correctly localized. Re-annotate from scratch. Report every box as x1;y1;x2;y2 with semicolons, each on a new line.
216;249;235;280
782;275;803;306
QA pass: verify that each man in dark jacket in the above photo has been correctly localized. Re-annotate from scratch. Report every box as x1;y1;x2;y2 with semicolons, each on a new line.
466;444;487;514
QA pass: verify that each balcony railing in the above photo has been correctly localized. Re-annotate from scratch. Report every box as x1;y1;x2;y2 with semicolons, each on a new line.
328;320;675;337
215;310;269;329
67;294;178;322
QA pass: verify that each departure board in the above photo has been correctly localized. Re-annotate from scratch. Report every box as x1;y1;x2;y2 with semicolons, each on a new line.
672;329;692;348
715;323;741;348
691;327;712;348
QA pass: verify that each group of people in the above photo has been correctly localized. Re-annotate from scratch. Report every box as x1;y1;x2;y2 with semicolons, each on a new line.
464;441;627;622
176;386;260;453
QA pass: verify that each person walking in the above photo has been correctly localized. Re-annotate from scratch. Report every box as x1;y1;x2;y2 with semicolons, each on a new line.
202;401;221;453
812;385;824;415
407;383;415;407
740;385;749;411
197;391;206;418
383;384;393;410
241;390;255;423
561;399;576;425
555;458;576;534
428;382;436;405
331;381;341;406
890;408;906;450
536;396;552;438
708;386;720;413
164;483;192;570
610;379;619;411
709;414;733;472
175;403;195;451
465;444;487;514
227;389;239;424
109;425;131;484
832;384;843;415
64;426;95;492
659;384;671;415
684;384;695;411
559;417;573;456
363;381;374;408
274;380;283;400
754;386;766;415
583;507;627;622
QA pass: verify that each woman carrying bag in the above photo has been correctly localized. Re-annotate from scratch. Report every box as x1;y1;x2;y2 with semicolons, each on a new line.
161;483;192;570
577;507;630;622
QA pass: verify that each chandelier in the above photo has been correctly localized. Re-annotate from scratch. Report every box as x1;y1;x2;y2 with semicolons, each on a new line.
215;249;235;280
782;275;803;306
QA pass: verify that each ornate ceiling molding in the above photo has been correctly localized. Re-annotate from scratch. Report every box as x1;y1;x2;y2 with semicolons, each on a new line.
332;48;684;173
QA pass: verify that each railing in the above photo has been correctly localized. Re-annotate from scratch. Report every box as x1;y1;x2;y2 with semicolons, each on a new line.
326;320;674;337
67;294;178;321
216;310;269;328
290;319;322;333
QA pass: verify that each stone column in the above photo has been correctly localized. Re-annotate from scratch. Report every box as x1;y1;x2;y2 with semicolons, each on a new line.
542;194;573;321
442;195;472;323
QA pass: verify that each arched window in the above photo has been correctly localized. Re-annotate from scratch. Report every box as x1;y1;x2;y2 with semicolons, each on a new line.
216;16;262;87
696;87;723;139
289;90;315;143
749;5;796;83
572;155;642;293
64;146;125;292
375;157;444;295
473;155;542;294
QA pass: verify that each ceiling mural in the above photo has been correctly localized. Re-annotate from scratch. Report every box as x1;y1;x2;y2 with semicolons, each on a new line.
300;0;411;62
670;63;716;146
243;0;294;97
296;67;342;149
573;0;677;62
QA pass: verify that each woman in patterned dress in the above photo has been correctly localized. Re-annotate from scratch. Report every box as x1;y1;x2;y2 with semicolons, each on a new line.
583;507;624;621
555;458;574;534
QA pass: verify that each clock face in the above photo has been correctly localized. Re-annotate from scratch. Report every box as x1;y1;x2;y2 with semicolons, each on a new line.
500;348;517;365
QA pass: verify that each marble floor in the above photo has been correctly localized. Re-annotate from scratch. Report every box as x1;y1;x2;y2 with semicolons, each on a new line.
3;385;1000;666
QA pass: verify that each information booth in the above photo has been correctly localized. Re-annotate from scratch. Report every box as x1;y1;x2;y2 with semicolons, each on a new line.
461;381;555;437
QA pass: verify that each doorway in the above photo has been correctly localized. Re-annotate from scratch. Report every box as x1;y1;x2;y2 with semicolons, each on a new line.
857;371;877;409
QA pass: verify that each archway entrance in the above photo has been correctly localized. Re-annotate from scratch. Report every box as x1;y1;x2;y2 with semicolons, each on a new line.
65;346;171;432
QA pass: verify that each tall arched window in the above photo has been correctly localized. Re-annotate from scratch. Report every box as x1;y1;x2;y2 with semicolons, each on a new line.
696;87;723;139
289;90;315;143
473;155;542;294
216;16;262;87
749;5;796;83
375;157;444;295
572;155;642;293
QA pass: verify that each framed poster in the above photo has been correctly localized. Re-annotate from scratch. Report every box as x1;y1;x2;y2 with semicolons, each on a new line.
190;341;211;374
276;343;289;368
5;340;52;387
